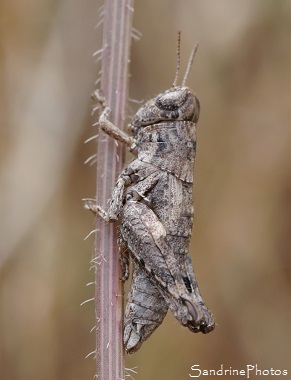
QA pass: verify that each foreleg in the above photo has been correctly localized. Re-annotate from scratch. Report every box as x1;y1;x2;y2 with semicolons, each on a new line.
92;90;136;152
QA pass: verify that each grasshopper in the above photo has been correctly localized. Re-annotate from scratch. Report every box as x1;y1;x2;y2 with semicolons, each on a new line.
85;33;215;353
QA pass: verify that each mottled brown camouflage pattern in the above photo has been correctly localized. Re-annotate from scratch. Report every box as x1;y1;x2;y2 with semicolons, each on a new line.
86;86;214;353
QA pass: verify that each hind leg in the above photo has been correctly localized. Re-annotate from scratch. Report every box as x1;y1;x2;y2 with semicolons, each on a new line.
120;200;207;330
124;262;168;353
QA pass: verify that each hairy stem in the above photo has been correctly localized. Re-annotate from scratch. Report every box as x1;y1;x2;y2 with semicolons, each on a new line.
94;1;133;379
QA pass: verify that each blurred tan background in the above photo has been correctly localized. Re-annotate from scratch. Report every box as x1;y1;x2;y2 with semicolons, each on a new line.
0;1;290;379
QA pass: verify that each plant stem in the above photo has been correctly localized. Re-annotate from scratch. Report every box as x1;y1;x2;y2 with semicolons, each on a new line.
94;1;133;379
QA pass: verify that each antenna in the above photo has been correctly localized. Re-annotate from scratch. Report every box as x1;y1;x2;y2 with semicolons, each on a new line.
172;31;181;87
182;41;199;86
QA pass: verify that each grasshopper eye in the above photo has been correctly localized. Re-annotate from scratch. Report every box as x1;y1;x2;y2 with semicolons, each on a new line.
156;88;187;111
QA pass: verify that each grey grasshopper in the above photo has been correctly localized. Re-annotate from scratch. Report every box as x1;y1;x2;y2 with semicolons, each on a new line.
85;34;215;353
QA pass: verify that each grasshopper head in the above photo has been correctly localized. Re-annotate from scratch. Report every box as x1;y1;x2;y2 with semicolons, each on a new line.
129;35;200;137
129;86;200;137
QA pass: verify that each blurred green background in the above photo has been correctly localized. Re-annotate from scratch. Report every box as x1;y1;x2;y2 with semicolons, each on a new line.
0;1;290;379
